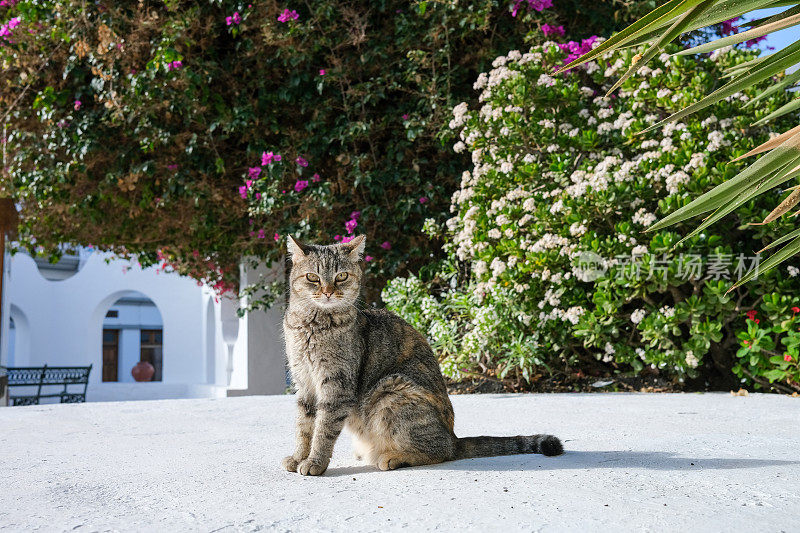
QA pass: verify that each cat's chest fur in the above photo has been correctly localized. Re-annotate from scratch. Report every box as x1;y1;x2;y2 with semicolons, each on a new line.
284;308;358;383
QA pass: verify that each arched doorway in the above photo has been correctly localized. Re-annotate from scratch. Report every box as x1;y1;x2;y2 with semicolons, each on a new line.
8;304;30;366
101;291;164;382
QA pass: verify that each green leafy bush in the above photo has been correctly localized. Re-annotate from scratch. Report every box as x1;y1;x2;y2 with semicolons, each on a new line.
384;41;800;391
0;0;651;298
735;297;800;394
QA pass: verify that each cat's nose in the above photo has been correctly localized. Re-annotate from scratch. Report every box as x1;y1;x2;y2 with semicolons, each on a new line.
322;288;334;298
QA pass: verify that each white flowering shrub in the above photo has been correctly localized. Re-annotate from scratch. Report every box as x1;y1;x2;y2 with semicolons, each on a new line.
384;42;800;389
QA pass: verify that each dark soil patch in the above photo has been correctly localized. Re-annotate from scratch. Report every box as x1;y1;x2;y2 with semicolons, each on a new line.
447;374;682;394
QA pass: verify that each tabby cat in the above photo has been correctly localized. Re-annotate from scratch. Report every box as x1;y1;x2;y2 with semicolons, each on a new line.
282;235;563;476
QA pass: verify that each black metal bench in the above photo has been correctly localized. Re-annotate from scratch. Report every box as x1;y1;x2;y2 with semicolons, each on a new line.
1;365;92;406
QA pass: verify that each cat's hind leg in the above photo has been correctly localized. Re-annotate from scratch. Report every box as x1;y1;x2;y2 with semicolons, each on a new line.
362;374;456;470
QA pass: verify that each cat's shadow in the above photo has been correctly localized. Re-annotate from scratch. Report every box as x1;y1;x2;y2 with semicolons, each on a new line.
323;450;799;477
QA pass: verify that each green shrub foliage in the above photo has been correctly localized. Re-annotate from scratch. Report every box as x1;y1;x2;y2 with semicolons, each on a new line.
0;0;651;297
383;42;800;392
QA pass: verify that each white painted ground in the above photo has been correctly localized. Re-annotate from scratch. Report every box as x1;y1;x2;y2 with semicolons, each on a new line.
1;393;798;532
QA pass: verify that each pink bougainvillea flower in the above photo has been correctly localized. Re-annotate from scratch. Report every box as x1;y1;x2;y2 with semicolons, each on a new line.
274;232;280;242
167;60;183;71
257;229;266;239
380;241;391;250
720;17;740;37
311;173;321;182
419;197;428;204
261;151;274;165
167;164;178;171
255;192;261;200
350;210;361;220
294;180;309;192
785;353;793;362
238;185;247;199
295;156;308;167
277;9;299;22
745;36;768;48
541;24;564;38
226;12;241;25
248;167;261;179
345;219;357;234
341;235;356;243
73;99;82;110
557;36;600;69
0;16;20;41
274;154;282;162
319;69;326;75
364;255;373;262
334;235;342;241
511;0;552;17
402;114;409;120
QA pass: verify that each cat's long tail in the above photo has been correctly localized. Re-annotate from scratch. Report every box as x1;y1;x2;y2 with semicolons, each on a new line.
454;434;563;459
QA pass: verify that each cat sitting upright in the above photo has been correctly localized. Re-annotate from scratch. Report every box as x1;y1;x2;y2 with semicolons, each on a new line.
282;235;562;476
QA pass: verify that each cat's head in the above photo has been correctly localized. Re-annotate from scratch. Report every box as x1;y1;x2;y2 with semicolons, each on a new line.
286;235;365;310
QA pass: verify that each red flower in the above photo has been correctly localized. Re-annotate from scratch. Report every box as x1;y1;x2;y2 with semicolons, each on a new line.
785;354;793;362
792;307;800;315
746;310;758;321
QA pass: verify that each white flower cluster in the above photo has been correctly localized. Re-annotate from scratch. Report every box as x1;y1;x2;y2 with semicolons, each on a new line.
632;208;657;227
631;309;646;324
387;42;783;382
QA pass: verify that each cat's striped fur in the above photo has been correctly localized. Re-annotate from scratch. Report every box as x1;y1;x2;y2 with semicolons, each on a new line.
282;235;562;475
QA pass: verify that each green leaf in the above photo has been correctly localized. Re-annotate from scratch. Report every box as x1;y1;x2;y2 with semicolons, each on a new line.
577;0;787;60
744;68;800;108
751;97;800;126
643;37;800;132
745;4;800;28
606;0;717;95
555;0;701;73
730;235;800;289
763;369;788;382
678;12;800;55
675;160;800;246
757;227;800;253
648;132;800;231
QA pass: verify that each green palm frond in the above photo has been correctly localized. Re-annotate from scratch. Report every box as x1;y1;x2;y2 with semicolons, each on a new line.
558;0;800;284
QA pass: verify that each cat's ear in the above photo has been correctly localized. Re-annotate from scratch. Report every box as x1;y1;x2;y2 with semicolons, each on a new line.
341;234;366;261
287;236;309;262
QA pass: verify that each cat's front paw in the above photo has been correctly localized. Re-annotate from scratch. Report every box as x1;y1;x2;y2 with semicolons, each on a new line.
282;455;301;472
297;457;329;476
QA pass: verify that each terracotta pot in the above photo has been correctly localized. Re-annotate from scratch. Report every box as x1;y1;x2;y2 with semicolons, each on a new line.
131;361;155;382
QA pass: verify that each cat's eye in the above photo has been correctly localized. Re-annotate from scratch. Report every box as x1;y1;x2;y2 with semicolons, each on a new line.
306;273;320;283
335;272;349;283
